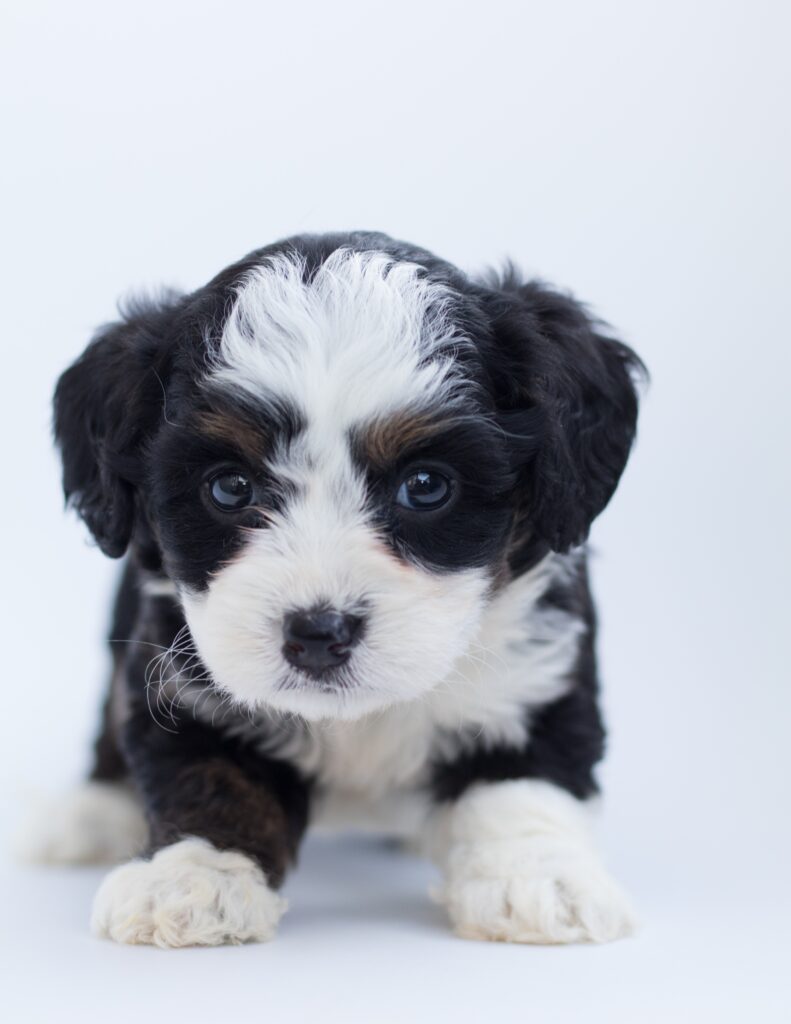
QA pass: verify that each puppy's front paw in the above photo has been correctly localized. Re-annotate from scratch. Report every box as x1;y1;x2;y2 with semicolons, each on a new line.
91;837;286;947
439;839;636;944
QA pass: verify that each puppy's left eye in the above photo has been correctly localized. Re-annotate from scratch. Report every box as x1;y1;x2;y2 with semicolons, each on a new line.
396;470;453;511
209;471;254;510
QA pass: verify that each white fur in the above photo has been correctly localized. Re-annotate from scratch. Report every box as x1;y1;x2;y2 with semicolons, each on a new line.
210;249;472;424
92;837;286;947
312;788;431;839
182;513;490;721
293;553;582;790
172;554;581;835
428;779;636;944
17;782;147;865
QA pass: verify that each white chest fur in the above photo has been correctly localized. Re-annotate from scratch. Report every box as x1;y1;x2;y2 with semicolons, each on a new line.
272;554;581;792
171;552;583;829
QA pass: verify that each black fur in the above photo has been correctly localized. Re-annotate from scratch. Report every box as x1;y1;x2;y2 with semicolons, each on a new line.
100;575;310;882
482;276;642;553
352;414;518;572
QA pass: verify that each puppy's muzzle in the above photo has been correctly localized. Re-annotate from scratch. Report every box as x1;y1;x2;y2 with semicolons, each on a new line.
282;609;363;676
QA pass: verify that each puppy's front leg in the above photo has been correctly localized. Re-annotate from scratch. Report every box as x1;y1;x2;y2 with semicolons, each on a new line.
430;779;635;944
92;711;310;948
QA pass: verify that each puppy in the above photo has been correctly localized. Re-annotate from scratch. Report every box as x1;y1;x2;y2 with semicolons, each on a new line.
35;232;642;947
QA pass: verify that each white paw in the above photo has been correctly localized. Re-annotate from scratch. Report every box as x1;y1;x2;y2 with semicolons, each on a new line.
439;838;636;944
91;838;287;947
16;782;148;865
429;780;636;945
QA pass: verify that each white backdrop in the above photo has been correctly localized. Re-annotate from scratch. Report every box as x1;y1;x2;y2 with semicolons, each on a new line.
1;2;789;1021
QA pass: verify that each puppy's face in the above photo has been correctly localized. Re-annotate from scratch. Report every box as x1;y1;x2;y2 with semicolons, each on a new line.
55;233;641;722
151;252;514;719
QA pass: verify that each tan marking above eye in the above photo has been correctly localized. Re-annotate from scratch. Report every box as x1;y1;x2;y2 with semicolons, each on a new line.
197;411;270;461
361;412;453;468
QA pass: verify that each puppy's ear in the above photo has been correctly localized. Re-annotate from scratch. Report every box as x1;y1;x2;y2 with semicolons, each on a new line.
53;297;179;557
485;275;645;556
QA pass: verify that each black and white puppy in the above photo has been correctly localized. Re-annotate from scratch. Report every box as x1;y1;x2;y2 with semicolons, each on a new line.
36;231;642;947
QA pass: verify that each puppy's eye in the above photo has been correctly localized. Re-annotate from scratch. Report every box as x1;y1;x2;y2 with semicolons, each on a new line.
208;471;254;511
396;470;453;511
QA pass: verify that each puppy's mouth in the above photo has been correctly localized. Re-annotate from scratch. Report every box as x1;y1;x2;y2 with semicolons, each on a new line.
276;664;358;694
268;664;388;721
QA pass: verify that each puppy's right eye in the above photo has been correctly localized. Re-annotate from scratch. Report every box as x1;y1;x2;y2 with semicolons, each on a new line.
208;471;254;511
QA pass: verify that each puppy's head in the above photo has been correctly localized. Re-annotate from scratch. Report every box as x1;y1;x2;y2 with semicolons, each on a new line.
55;232;642;720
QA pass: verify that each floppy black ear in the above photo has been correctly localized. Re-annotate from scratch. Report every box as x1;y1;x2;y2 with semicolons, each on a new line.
53;298;178;557
485;276;644;555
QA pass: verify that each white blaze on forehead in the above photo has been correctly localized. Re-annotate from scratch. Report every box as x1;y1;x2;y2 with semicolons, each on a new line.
208;248;472;445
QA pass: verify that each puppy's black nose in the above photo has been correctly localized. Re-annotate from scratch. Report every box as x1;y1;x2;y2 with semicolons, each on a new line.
282;609;363;674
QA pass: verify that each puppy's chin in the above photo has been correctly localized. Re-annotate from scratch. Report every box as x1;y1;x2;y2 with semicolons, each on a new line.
260;682;400;722
209;659;444;721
